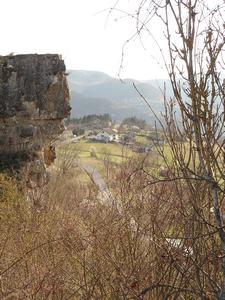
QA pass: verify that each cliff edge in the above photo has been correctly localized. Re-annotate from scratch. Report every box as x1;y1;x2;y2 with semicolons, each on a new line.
0;54;70;189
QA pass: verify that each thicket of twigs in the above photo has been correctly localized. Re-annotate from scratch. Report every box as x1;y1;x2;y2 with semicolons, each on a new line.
0;153;223;299
0;0;225;298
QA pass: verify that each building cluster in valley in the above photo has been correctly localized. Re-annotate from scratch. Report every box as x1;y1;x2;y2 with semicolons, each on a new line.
66;118;166;153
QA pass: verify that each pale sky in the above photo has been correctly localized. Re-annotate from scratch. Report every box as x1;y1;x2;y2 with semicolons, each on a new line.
0;0;168;80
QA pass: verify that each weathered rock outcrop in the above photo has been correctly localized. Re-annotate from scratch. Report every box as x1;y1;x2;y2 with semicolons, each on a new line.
0;54;70;189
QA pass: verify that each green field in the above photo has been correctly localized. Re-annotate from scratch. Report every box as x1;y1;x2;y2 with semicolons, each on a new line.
55;136;185;182
135;134;151;145
66;140;135;162
56;139;137;178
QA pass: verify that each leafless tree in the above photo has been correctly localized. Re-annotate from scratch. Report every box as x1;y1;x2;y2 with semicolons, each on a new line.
111;0;225;298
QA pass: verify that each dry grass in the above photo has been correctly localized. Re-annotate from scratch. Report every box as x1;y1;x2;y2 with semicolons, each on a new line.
0;155;222;299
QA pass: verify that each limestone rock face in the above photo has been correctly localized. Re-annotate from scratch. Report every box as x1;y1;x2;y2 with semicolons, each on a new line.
0;54;70;189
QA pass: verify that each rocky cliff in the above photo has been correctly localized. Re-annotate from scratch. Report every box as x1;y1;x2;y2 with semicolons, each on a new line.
0;54;70;190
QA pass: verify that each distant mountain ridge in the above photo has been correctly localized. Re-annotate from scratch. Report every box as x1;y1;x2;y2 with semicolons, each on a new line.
68;70;169;124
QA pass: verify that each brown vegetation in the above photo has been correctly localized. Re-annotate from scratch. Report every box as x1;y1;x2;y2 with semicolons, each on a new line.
0;152;223;299
0;1;224;299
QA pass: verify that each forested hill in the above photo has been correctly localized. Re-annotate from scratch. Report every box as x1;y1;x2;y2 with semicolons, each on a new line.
68;70;169;124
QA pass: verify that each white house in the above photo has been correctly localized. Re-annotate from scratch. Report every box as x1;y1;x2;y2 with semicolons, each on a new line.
94;129;118;143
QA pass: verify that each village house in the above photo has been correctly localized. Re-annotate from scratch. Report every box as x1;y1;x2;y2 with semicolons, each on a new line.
94;129;119;143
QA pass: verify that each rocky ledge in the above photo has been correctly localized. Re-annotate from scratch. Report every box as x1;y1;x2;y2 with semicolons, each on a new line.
0;54;70;190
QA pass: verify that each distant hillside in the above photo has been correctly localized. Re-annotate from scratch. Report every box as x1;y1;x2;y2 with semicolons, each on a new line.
68;70;169;124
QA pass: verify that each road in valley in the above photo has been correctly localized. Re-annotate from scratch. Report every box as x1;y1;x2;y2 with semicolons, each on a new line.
79;161;120;210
